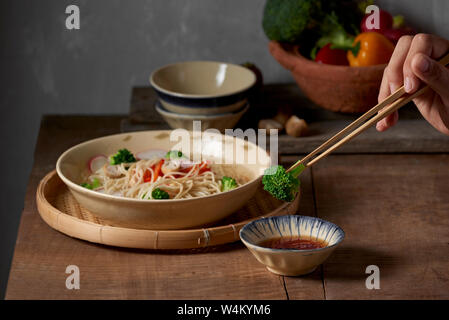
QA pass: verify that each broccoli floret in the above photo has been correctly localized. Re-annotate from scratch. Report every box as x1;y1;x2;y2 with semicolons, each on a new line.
81;178;100;190
262;0;364;58
221;176;238;192
310;11;355;59
110;148;136;165
322;0;365;35
151;188;169;200
262;164;305;202
262;0;322;44
165;150;184;159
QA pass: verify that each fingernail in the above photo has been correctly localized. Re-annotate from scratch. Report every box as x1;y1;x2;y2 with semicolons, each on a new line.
416;55;430;73
404;77;413;93
376;121;384;131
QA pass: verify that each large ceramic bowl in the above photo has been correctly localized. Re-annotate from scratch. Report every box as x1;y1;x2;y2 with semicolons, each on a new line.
240;215;345;276
56;130;271;230
150;61;256;115
269;41;386;114
155;101;249;133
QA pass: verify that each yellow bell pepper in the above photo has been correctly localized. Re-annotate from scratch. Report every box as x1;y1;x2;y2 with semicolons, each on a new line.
347;32;395;67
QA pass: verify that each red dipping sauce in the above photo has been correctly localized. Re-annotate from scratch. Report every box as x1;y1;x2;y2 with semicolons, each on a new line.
258;236;327;250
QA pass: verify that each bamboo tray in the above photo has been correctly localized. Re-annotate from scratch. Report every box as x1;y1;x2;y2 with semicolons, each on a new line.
36;170;300;249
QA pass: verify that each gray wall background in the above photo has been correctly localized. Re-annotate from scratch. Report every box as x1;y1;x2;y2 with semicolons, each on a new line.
1;0;448;298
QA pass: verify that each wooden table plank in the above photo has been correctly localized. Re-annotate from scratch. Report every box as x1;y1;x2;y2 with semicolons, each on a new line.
7;206;287;299
124;86;449;154
277;120;449;154
304;154;449;300
7;115;315;300
279;157;325;299
121;118;449;154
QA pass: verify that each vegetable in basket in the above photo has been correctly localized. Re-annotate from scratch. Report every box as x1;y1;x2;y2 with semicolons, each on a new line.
347;32;394;66
262;0;364;58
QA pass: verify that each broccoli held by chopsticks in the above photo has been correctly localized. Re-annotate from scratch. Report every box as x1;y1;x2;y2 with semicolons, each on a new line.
262;164;306;202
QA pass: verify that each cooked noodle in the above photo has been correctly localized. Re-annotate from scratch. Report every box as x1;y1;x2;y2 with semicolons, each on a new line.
85;156;235;200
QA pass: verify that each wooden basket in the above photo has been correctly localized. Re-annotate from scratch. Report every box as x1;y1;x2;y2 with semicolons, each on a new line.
36;171;300;249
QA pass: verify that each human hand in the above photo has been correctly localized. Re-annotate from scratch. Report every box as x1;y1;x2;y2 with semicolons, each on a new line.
376;34;449;135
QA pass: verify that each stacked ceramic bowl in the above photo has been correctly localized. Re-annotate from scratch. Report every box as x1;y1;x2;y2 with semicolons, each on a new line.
150;61;256;132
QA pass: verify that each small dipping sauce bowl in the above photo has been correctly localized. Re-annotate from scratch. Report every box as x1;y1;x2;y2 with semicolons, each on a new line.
240;215;344;276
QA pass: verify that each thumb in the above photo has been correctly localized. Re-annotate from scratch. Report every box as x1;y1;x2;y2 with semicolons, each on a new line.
411;53;449;100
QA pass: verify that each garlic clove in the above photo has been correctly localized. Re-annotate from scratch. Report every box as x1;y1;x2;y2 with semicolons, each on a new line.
285;116;308;137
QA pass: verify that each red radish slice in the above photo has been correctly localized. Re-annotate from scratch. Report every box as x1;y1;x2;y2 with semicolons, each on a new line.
88;155;108;173
136;149;167;160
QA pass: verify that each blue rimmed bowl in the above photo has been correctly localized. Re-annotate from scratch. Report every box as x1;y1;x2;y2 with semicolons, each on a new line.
240;215;345;276
150;61;256;115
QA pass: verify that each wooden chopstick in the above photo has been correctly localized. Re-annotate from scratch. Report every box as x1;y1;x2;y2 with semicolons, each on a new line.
288;52;449;172
289;85;406;169
306;85;429;167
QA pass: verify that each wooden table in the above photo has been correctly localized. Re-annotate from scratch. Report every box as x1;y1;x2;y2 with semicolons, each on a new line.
5;113;449;299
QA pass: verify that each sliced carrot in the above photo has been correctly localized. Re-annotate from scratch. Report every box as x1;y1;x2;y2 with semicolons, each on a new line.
143;169;152;183
198;161;210;174
152;159;164;182
179;163;194;174
172;161;209;176
143;159;165;183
